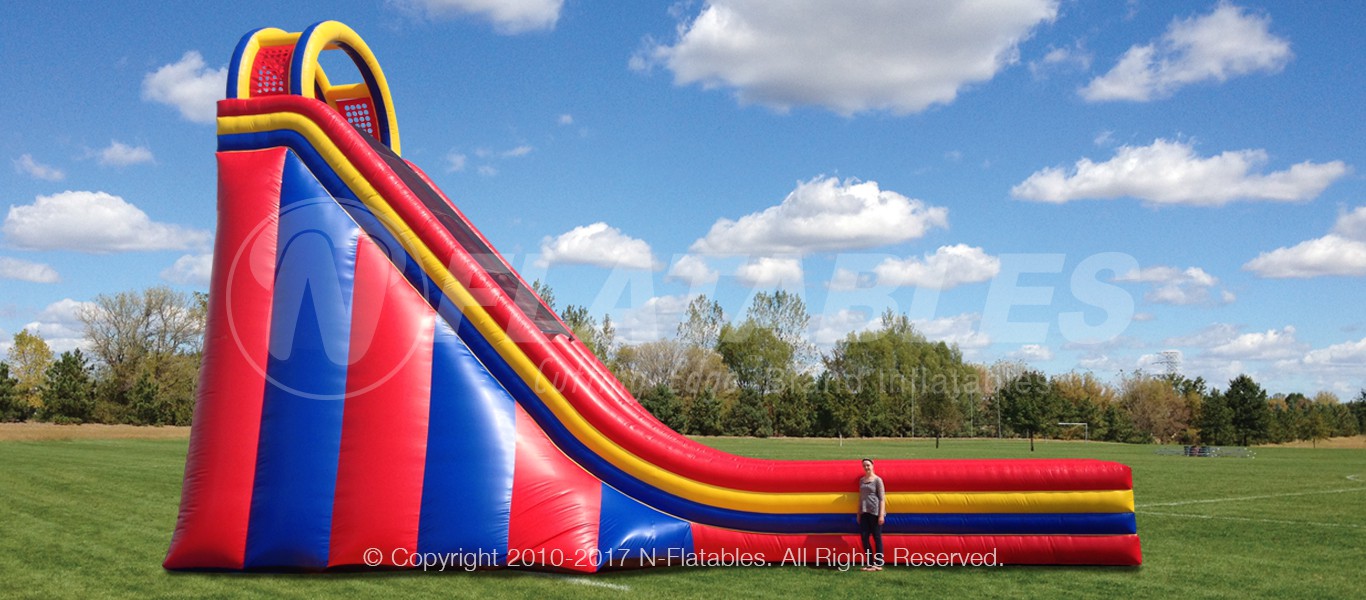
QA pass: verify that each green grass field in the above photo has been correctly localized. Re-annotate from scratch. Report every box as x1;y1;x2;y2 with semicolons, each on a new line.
1;435;1362;599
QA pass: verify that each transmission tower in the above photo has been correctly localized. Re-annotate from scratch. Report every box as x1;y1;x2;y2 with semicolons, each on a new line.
1158;350;1181;377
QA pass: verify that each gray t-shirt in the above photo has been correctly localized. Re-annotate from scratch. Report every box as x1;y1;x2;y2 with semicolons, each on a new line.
859;475;885;515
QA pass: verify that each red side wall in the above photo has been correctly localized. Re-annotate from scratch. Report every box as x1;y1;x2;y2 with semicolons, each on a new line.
508;404;602;573
327;237;436;567
164;149;285;569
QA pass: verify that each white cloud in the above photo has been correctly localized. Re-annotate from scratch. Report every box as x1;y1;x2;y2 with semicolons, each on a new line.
1010;344;1054;362
735;257;802;288
1029;43;1092;78
1334;206;1366;240
501;145;534;158
1115;265;1230;305
873;244;1000;290
914;313;991;350
476;165;498;177
1011;139;1347;206
558;114;574;125
811;309;878;346
3;191;212;253
637;0;1059;115
23;298;95;354
393;0;564;34
666;255;718;286
538;222;658;269
445;152;467;172
691;177;948;256
0;257;60;283
142;51;227;124
97;141;155;167
1244;207;1366;278
1284;336;1366;374
1081;3;1292;102
1207;326;1303;360
615;294;695;344
14;154;65;181
161;253;213;287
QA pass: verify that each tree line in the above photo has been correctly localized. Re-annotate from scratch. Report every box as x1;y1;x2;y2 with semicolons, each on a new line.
1;287;204;425
3;284;1364;447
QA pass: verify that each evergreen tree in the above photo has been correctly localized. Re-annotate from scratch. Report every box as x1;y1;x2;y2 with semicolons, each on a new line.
0;362;33;422
684;388;724;436
40;350;95;424
639;384;684;432
1225;375;1271;446
1198;390;1235;445
724;389;772;437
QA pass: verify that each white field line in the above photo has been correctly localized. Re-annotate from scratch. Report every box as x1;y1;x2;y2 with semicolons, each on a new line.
1137;510;1365;529
1136;485;1366;508
520;572;631;592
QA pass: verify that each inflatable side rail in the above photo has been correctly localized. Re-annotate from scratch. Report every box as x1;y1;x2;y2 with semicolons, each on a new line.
226;21;400;154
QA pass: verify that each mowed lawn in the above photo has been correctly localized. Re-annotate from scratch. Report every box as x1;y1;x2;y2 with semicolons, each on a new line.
1;432;1362;599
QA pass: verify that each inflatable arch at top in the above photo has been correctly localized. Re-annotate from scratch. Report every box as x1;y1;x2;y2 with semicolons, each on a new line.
163;22;1141;572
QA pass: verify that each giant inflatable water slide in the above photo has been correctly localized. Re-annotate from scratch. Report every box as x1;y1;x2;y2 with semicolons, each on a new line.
164;22;1141;572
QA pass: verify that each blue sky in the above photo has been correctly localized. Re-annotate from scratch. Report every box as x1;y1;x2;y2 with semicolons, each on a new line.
2;1;1363;396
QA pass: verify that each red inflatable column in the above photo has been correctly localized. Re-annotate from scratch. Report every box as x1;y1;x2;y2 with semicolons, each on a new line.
164;148;286;569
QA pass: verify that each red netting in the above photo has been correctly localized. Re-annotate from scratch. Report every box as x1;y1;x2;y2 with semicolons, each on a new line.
250;46;292;97
337;97;376;138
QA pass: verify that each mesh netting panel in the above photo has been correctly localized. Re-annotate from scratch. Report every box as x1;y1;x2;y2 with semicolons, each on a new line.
251;46;292;96
338;97;376;138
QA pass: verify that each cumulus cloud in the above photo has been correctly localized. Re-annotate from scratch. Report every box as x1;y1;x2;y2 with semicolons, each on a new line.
22;298;94;353
1010;344;1055;362
811;309;879;346
914;313;991;351
666;255;719;286
735;257;802;288
691;177;948;256
537;222;658;269
14;154;64;181
873;244;1000;290
0;257;60;283
1244;206;1366;278
1082;3;1292;102
1279;336;1366;375
1115;265;1232;305
1206;326;1304;360
636;0;1059;115
615;294;695;344
501;145;534;158
161;253;213;287
97;141;155;167
392;0;564;34
1011;139;1348;206
142;51;227;124
2;191;211;253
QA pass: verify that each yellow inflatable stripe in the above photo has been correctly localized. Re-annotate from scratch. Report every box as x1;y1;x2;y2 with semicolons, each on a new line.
218;112;1134;516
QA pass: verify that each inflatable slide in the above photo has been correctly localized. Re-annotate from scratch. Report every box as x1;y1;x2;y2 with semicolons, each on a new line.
164;21;1141;572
